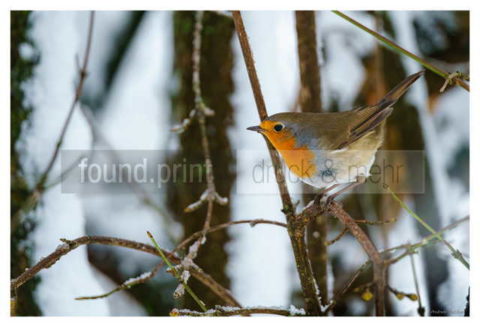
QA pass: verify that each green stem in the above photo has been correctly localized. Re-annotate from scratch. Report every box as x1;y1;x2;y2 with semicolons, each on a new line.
147;231;208;312
331;11;469;92
386;188;469;270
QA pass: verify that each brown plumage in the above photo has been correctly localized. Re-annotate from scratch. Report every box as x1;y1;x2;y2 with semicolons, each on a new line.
247;70;425;190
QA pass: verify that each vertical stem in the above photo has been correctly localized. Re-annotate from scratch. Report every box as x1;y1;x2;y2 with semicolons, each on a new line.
295;11;328;311
409;252;425;316
232;11;322;316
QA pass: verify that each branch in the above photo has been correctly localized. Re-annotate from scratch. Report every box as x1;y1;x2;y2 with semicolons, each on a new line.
297;200;385;315
332;10;469;92
232;10;322;316
327;201;386;316
171;305;305;317
174;219;286;252
10;235;241;307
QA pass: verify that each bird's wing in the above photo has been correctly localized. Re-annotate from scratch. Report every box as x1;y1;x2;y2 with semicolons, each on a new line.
334;105;392;149
334;70;425;149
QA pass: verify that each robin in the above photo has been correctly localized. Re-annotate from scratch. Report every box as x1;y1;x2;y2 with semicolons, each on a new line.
247;71;424;202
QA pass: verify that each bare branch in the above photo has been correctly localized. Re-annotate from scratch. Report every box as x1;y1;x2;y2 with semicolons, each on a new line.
327;201;386;316
10;235;240;307
409;251;425;316
171;305;305;317
232;10;322;316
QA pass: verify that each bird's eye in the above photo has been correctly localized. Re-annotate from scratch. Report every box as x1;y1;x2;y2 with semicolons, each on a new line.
274;124;284;132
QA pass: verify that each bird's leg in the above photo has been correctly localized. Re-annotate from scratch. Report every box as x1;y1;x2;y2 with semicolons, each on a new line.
314;184;339;205
325;176;367;207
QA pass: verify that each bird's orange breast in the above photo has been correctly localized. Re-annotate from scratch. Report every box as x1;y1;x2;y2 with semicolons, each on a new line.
264;132;317;179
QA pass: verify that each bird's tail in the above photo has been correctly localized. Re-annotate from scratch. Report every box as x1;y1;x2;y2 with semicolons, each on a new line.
376;70;425;110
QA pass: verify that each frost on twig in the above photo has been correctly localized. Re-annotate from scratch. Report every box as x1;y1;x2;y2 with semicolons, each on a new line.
184;188;228;213
170;305;307;316
170;104;215;134
75;268;158;301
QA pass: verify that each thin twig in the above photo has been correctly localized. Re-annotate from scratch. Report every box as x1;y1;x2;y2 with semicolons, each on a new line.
174;219;286;253
76;263;163;300
325;227;349;246
232;10;322;316
36;12;95;189
354;218;396;225
332;10;469;92
409;251;425;316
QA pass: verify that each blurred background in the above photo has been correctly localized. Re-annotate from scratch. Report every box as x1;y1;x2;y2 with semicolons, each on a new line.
11;11;469;316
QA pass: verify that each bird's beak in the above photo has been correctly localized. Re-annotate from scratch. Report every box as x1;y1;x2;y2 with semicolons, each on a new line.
247;125;264;133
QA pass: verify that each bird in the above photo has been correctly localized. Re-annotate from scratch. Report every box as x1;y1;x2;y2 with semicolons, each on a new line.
247;70;425;202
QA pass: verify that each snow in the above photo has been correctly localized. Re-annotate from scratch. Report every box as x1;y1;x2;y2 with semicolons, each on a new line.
123;271;153;285
289;304;306;315
18;11;110;316
17;11;177;316
81;11;177;276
